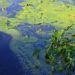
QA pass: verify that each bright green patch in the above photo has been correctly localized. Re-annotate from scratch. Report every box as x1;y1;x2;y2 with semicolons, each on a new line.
16;0;75;28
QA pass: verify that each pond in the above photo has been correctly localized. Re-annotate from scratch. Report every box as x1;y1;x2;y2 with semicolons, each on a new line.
0;0;75;75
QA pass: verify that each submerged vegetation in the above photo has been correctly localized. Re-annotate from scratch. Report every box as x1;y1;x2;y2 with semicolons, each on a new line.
33;25;75;75
0;0;75;75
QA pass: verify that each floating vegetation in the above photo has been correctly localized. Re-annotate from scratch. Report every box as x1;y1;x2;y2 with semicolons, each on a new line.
33;25;75;75
0;0;75;35
16;0;75;28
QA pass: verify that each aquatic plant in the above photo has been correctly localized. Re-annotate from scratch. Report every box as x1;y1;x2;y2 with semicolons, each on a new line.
1;0;75;31
33;25;75;75
0;15;23;28
0;16;22;39
16;0;75;28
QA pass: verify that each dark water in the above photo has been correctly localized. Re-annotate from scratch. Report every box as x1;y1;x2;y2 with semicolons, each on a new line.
0;32;23;75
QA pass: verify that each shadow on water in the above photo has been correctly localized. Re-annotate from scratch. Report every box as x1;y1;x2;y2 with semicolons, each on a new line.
0;32;23;75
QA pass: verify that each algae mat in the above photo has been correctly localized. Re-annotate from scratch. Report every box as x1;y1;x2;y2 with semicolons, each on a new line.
0;0;75;75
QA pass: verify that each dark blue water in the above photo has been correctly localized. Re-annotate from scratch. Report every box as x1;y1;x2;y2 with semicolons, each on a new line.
0;32;23;75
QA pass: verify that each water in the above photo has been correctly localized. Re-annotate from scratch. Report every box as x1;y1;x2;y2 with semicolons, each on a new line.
0;0;75;75
0;32;23;75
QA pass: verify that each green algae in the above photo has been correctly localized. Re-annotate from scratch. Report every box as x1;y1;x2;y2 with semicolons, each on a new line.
0;16;38;42
1;0;75;34
7;18;23;28
0;16;21;39
0;0;75;49
15;0;75;28
0;0;75;43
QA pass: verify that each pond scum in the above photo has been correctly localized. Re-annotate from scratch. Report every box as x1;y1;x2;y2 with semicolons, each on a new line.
0;0;75;75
